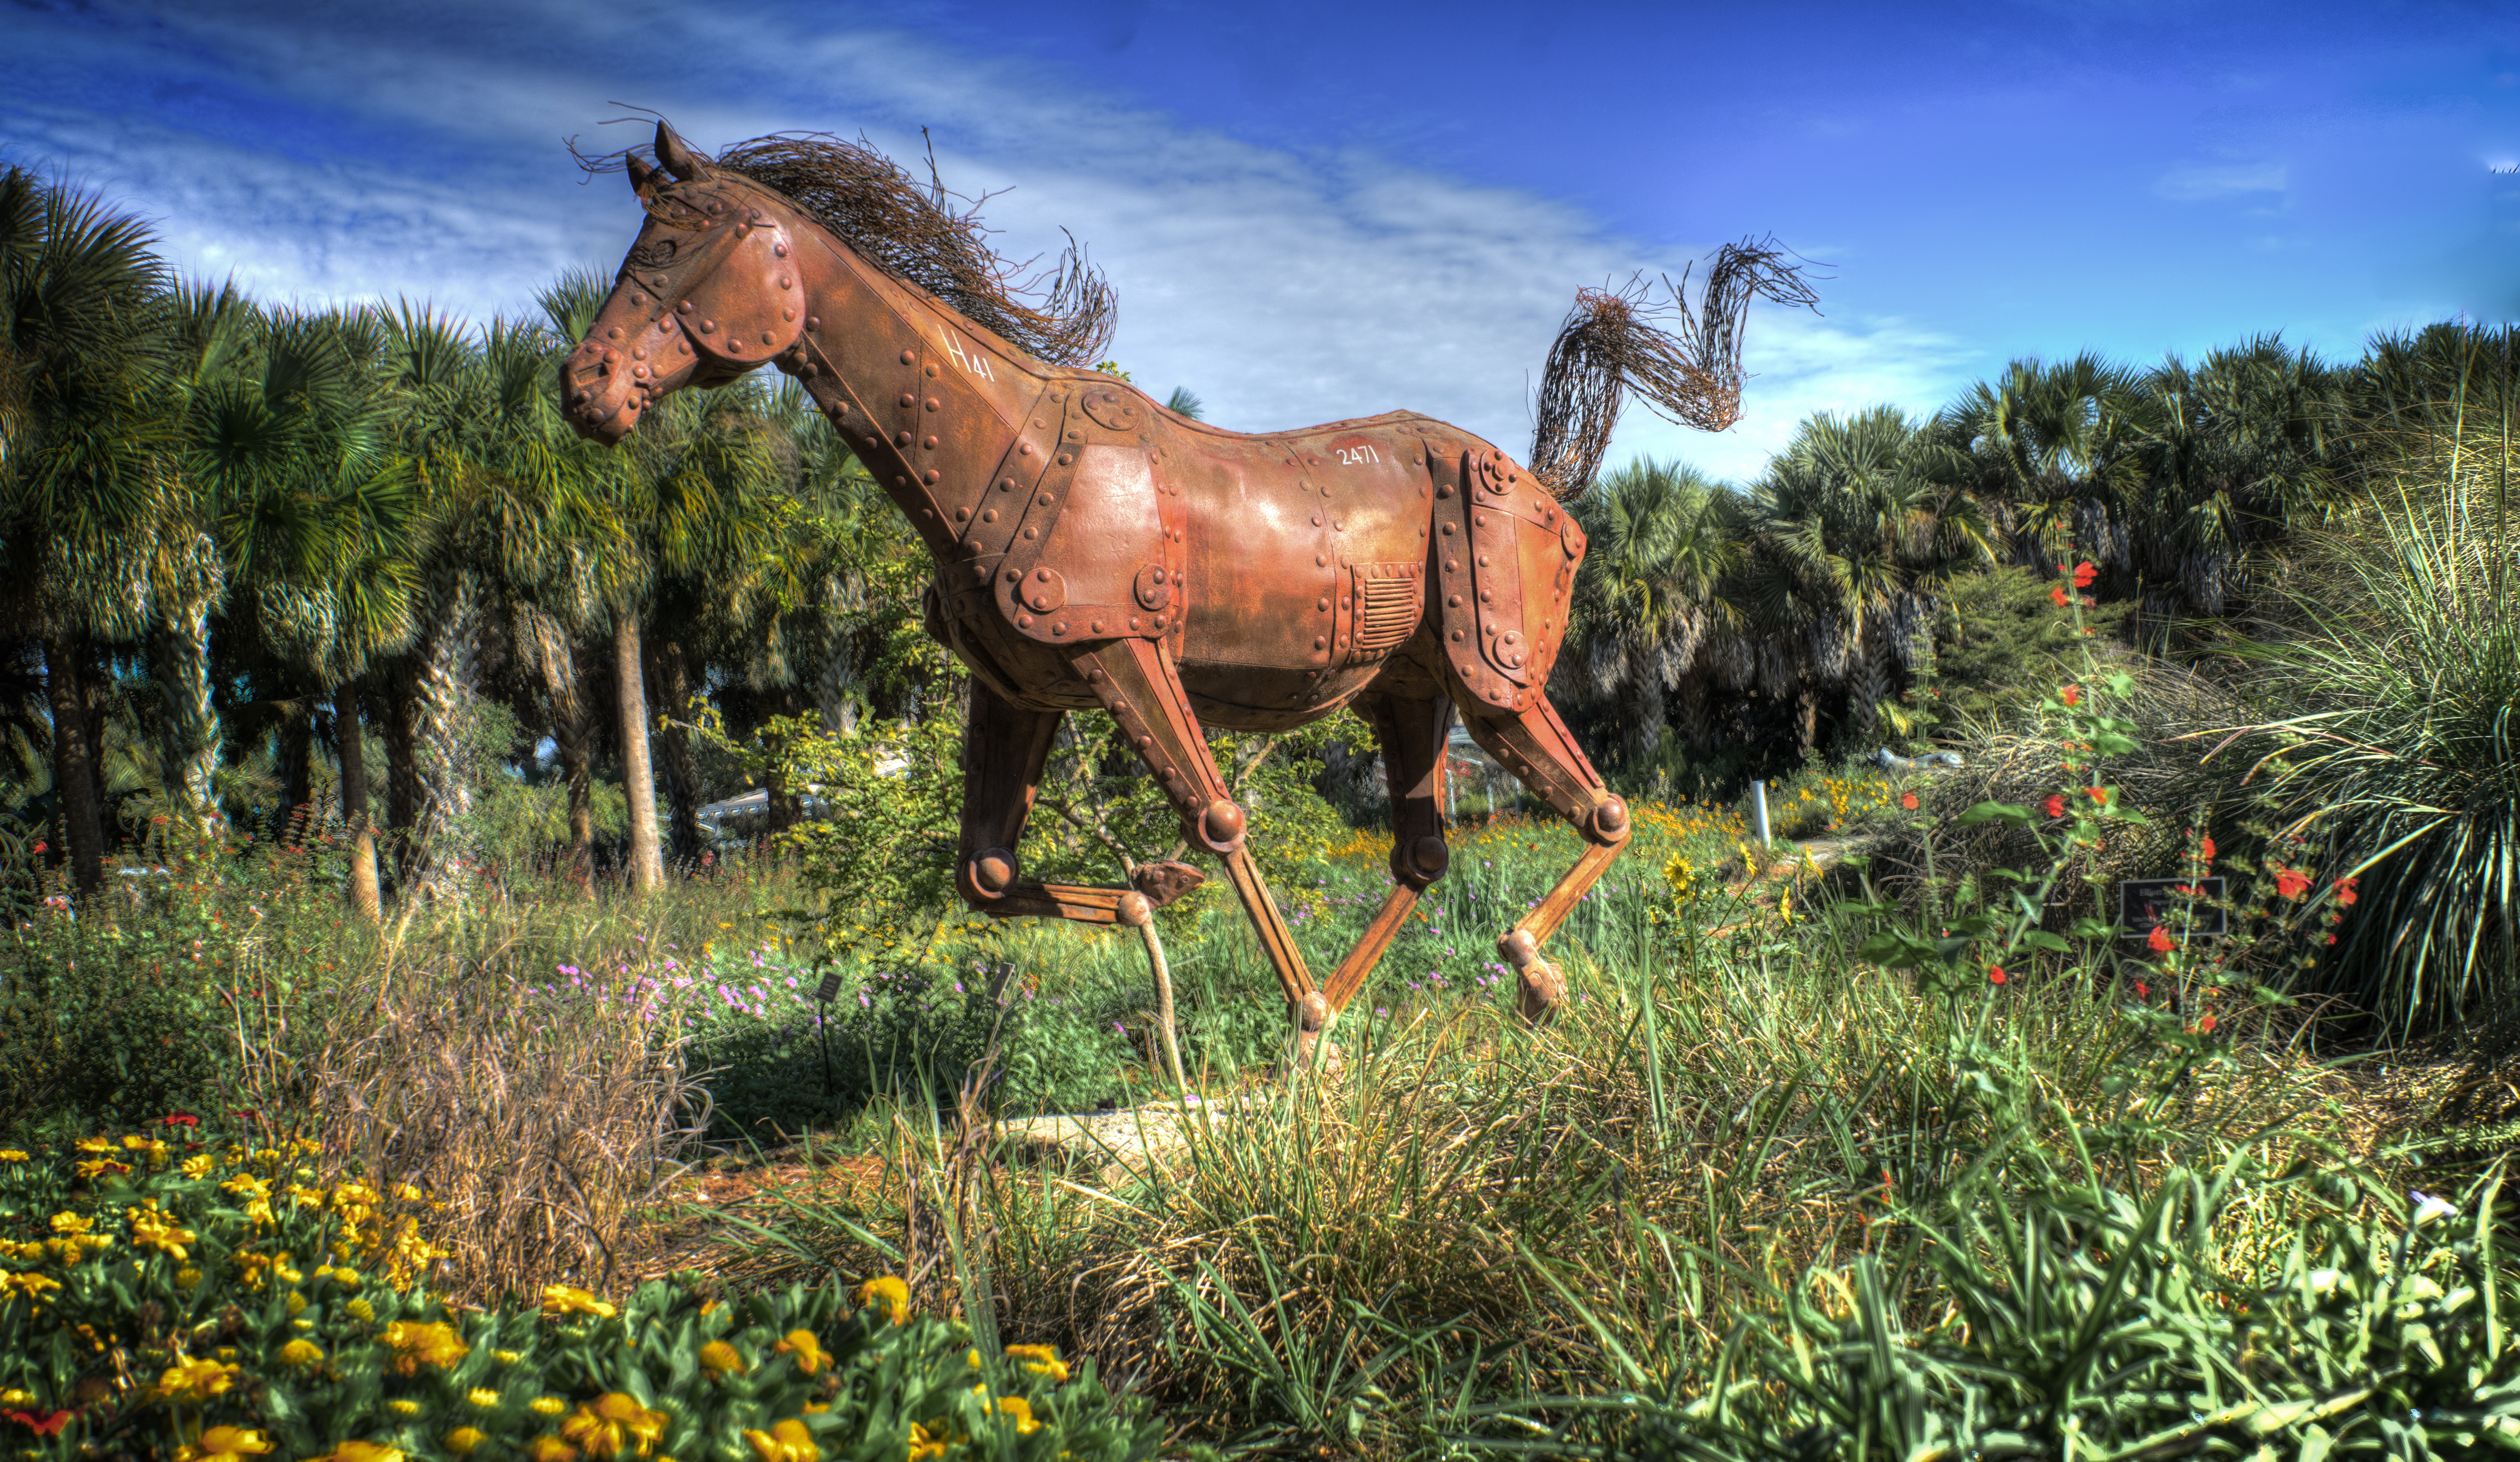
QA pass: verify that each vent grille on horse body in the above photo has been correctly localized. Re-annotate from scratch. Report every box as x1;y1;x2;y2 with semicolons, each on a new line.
1355;572;1421;655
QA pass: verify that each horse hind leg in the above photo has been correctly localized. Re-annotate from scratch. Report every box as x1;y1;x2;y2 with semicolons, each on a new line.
1450;691;1632;1025
1318;692;1455;1014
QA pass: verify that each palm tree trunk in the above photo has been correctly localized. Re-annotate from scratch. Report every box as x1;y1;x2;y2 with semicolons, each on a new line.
278;700;316;833
42;628;106;896
409;575;480;898
538;625;598;893
615;616;663;894
336;681;381;922
383;657;421;893
152;593;222;837
644;632;705;863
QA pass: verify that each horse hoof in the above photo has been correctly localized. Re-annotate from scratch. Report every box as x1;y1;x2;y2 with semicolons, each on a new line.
1516;959;1564;1028
1129;861;1206;907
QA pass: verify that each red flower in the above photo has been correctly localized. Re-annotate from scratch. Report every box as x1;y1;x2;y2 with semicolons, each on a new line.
1988;966;2007;985
2085;787;2109;805
2072;561;2098;588
2274;868;2312;901
2134;980;2150;998
2325;934;2338;945
1900;791;1920;810
2050;584;2070;607
2147;925;2175;954
159;1113;199;1127
2060;684;2082;707
2333;876;2359;908
2196;1013;2217;1034
4;1412;73;1437
2043;794;2066;819
2199;836;2216;863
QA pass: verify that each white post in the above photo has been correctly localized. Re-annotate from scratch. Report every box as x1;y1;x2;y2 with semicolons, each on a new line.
1751;780;1772;847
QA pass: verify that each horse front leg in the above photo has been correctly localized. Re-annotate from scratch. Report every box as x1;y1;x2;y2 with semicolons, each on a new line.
1452;692;1632;1026
1068;637;1326;1048
1318;692;1455;1014
954;680;1204;926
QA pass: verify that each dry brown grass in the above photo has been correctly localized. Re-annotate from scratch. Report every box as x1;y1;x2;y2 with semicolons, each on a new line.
291;918;709;1304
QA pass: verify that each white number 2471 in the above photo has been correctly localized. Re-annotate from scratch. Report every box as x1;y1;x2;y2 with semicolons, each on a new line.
1335;444;1381;466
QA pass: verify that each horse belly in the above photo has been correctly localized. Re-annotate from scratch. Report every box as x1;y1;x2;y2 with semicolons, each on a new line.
1175;428;1429;721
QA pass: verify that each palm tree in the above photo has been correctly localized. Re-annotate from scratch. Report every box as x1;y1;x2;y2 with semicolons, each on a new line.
1561;459;1744;777
2132;336;2345;619
0;167;175;894
1740;407;1995;752
1931;352;2149;575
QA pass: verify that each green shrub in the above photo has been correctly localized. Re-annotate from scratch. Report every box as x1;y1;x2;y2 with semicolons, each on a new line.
0;1129;1160;1462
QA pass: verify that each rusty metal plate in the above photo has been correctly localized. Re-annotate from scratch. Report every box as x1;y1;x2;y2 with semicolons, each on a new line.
1081;383;1142;432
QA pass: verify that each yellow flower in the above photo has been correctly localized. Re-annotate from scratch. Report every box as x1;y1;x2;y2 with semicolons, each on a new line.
0;1271;61;1305
699;1339;747;1375
155;1356;241;1401
532;1397;569;1417
181;1153;215;1178
75;1137;114;1153
1005;1343;1069;1383
176;1425;275;1462
0;1389;32;1406
315;1444;407;1462
0;1150;28;1162
330;1267;363;1291
49;1212;92;1236
562;1393;669;1459
541;1283;617;1319
281;1338;324;1367
379;1319;468;1372
995;1397;1042;1436
530;1439;578;1462
966;1348;982;1369
122;1134;170;1165
855;1275;910;1325
743;1419;821;1462
288;1290;307;1316
447;1429;489;1456
347;1297;376;1322
776;1328;829;1375
469;1388;503;1408
906;1422;950;1462
74;1157;132;1180
389;1401;423;1416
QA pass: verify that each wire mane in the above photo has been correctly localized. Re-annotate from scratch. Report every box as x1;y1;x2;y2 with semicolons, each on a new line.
580;127;1116;368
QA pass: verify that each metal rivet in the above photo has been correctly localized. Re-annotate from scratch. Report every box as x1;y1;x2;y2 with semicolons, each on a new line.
606;327;621;340
924;398;940;411
900;393;917;408
924;435;939;449
759;331;772;345
1023;527;1038;540
926;364;940;378
1056;453;1073;466
774;242;788;258
894;432;911;448
778;276;792;289
1311;514;1323;527
1020;443;1034;456
1038;493;1054;507
924;469;940;484
1052;623;1067;636
1317;598;1331;612
1018;613;1034;628
807;316;819;330
1314;637;1327;650
954;507;971;521
1315;555;1327;567
1091;620;1104;634
982;509;998;523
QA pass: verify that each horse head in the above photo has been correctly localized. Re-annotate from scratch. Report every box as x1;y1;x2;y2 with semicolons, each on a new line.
563;123;809;444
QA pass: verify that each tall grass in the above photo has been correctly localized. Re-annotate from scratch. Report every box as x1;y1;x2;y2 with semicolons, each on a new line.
2218;470;2520;1041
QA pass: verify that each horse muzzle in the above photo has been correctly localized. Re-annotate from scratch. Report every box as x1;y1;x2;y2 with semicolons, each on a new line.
562;316;697;444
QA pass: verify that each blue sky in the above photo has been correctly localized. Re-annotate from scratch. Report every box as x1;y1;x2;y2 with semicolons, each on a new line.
6;0;2516;480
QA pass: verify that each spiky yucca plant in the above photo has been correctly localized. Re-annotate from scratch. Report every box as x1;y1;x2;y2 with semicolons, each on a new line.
2222;456;2519;1039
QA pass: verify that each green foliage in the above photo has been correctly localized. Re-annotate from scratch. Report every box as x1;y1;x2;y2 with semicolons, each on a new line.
2216;473;2520;1039
1924;565;2130;729
0;1130;1159;1462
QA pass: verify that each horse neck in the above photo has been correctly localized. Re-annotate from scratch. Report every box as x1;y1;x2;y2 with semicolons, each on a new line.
779;230;1052;561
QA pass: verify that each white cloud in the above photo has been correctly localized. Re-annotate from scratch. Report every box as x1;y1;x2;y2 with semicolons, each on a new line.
2;1;1981;486
2154;161;2288;200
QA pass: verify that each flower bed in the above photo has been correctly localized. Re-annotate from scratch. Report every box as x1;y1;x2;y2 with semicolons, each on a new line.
0;1126;1159;1462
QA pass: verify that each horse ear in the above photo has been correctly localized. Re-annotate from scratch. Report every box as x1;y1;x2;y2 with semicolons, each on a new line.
625;154;657;195
654;123;711;181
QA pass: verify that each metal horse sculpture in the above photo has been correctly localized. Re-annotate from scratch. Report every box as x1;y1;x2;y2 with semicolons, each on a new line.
568;122;1811;1049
